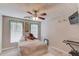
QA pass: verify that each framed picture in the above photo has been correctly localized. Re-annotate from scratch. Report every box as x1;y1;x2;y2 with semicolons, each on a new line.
69;11;79;24
23;22;29;32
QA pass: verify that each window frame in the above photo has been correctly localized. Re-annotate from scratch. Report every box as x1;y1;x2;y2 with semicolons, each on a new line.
30;22;41;39
9;20;23;43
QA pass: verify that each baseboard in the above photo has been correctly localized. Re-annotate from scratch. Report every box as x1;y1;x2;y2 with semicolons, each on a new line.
2;46;17;51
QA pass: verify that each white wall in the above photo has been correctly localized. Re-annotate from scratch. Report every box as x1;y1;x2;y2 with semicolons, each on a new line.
41;4;78;53
0;14;2;53
41;19;49;40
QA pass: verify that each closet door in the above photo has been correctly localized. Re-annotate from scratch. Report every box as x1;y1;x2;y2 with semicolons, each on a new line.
0;15;2;53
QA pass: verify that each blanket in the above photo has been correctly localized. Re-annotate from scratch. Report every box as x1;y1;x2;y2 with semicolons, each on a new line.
19;40;48;56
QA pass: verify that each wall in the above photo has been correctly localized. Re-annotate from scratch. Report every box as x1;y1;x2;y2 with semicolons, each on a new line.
41;19;48;40
0;14;2;53
41;3;78;53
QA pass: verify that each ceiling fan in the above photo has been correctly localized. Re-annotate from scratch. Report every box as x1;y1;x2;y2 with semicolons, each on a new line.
24;10;47;20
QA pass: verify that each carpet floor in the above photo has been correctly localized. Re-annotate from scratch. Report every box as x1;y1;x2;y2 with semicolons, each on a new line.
0;48;54;56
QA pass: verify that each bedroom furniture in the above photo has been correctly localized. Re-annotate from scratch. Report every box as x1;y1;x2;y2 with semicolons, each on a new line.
44;39;49;46
19;40;48;56
63;40;79;56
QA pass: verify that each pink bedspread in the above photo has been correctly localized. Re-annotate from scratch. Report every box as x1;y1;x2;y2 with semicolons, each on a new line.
19;40;48;56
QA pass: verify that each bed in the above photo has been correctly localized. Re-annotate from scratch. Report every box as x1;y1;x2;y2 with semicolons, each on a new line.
19;40;48;56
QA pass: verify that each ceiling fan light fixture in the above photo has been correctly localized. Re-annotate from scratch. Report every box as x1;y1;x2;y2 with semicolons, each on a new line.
32;16;39;21
25;10;47;21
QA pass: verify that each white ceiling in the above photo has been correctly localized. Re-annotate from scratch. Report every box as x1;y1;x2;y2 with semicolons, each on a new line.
0;3;57;19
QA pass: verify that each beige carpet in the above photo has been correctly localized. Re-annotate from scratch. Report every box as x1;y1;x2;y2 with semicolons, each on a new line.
0;48;54;56
0;48;20;56
0;47;70;56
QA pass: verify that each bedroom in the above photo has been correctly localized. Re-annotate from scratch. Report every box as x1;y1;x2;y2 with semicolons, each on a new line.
0;3;79;56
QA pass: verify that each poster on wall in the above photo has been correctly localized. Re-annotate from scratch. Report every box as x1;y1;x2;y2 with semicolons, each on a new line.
69;11;79;24
24;22;29;32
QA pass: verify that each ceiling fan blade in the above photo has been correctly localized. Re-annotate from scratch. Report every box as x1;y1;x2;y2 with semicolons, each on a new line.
40;13;47;16
38;17;45;20
27;11;33;15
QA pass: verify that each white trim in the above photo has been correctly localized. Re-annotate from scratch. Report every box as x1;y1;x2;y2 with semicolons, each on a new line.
2;46;17;51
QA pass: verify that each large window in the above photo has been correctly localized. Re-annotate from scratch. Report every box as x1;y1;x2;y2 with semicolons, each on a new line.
10;21;23;43
31;23;39;38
